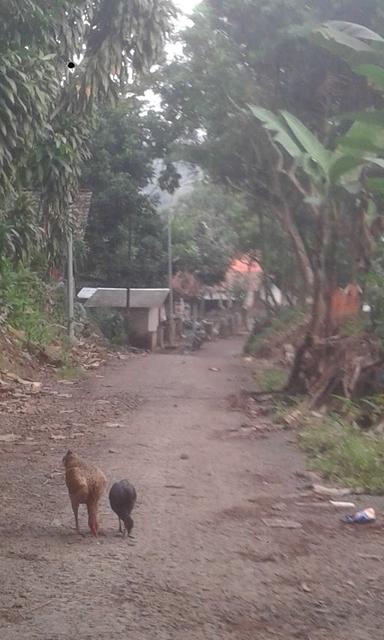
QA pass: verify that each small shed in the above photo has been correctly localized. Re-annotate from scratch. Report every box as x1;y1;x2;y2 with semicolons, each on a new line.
129;289;169;349
77;287;169;350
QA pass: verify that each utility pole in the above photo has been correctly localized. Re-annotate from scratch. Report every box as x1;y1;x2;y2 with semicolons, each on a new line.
67;230;75;344
66;58;75;345
167;209;175;346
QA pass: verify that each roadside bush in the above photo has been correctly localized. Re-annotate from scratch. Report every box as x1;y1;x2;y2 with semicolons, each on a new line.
364;267;384;346
301;417;384;494
244;306;307;356
0;260;58;346
89;308;131;347
254;366;288;392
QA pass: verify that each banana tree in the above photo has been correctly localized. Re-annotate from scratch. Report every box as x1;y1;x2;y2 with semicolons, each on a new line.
245;19;384;401
248;103;384;338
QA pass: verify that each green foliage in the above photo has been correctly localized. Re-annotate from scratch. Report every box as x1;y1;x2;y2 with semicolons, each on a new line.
248;103;384;196
170;182;252;284
0;193;43;263
0;260;59;346
245;16;384;344
247;107;303;160
245;306;306;355
158;0;384;305
301;417;384;494
0;0;175;263
81;100;169;288
0;50;59;200
272;394;302;422
254;366;289;393
363;258;384;344
89;309;131;347
312;19;384;71
339;315;370;338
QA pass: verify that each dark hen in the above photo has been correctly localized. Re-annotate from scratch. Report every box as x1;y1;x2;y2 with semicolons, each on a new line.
109;480;137;537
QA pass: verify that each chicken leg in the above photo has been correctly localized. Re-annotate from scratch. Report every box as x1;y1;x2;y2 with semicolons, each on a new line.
70;496;80;534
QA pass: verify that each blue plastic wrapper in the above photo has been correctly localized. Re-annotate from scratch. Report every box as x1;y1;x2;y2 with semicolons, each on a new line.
342;508;376;524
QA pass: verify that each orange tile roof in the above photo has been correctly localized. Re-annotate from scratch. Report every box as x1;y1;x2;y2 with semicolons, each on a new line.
228;256;262;274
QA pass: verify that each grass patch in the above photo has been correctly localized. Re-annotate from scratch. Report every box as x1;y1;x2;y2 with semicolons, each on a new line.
272;394;304;422
301;417;384;494
254;366;288;392
0;261;64;347
340;315;370;337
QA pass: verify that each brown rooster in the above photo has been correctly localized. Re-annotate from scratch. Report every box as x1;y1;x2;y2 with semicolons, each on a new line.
63;450;107;537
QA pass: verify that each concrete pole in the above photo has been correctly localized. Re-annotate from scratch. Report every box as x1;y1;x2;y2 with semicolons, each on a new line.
65;60;76;346
67;231;75;344
167;210;175;346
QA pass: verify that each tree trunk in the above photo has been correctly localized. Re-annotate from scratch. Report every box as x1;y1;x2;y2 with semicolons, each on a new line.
277;201;314;293
285;332;313;393
309;266;328;337
286;207;331;393
266;150;314;298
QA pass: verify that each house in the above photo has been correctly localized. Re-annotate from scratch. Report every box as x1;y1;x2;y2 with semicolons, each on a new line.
77;287;169;350
171;256;263;321
171;271;201;326
225;256;263;306
129;289;169;350
171;255;287;332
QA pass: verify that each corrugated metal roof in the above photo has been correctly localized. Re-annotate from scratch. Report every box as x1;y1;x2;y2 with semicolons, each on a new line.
77;288;169;309
80;288;128;308
77;287;98;300
130;289;169;308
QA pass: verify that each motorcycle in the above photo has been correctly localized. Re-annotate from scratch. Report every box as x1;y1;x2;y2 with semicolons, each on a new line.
182;319;206;351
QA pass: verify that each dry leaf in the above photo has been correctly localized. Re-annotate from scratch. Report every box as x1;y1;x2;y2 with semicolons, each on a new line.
262;518;302;529
0;433;21;443
313;484;352;497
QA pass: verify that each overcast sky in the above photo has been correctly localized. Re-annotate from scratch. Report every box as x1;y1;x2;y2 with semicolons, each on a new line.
174;0;201;28
143;0;201;107
174;0;201;15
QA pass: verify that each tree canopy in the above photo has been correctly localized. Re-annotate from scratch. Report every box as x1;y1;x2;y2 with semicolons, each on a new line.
80;99;170;288
170;182;253;284
4;0;384;383
0;0;175;260
157;1;384;302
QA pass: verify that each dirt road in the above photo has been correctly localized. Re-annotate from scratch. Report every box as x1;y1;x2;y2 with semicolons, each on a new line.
1;338;384;639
